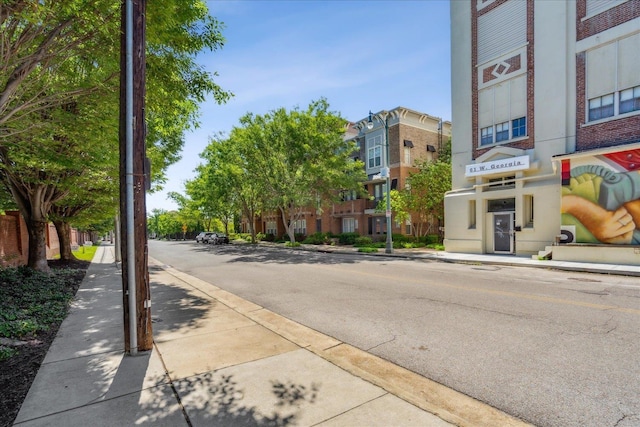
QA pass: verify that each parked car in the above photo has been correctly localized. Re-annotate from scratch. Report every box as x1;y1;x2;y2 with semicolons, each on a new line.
208;232;230;245
195;232;214;243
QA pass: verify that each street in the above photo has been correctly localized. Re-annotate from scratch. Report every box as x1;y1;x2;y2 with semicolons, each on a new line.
148;239;640;427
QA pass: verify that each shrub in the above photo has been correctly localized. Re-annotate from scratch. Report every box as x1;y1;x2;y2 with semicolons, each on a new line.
353;236;373;247
338;232;359;245
358;247;378;253
285;241;301;247
422;234;440;245
303;232;331;245
392;234;414;243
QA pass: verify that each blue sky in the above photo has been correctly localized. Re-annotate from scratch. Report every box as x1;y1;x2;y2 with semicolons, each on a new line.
147;0;452;212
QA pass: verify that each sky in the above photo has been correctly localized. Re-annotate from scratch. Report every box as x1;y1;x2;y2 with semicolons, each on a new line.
146;0;452;213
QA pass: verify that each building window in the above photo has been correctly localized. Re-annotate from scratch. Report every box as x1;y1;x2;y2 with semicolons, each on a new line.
588;94;614;121
372;183;384;202
266;221;277;235
511;117;526;138
496;121;509;142
367;135;382;169
342;217;356;233
293;219;306;235
486;175;515;190
404;146;411;164
620;85;640;114
368;146;381;168
341;189;357;201
586;32;640;122
478;73;527;146
481;126;493;146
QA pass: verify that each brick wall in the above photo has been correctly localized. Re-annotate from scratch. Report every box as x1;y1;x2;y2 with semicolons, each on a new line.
46;222;60;260
0;211;61;267
575;1;640;151
577;0;640;40
472;0;535;160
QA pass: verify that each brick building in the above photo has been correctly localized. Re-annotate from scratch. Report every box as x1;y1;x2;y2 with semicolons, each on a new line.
246;107;451;240
445;0;640;265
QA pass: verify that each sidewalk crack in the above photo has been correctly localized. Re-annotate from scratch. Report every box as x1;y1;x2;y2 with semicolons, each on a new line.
154;341;193;426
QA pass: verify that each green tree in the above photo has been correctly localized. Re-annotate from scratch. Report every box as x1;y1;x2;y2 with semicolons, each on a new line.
389;157;451;241
183;167;237;235
156;210;183;239
0;1;231;271
147;209;164;238
198;132;265;243
236;99;366;243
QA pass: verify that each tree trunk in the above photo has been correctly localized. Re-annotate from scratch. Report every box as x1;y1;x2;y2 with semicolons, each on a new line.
53;220;78;262
280;207;296;244
241;202;256;243
26;219;50;272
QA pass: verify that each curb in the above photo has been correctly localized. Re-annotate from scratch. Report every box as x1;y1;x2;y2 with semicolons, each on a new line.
153;257;533;427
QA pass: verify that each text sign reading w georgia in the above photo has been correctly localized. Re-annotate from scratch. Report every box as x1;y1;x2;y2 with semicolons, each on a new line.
465;155;530;177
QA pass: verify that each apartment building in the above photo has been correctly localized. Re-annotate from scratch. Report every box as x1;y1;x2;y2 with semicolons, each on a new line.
319;107;451;238
444;0;640;265
251;107;451;240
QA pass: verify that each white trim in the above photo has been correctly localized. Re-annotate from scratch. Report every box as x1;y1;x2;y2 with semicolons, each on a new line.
582;108;640;127
552;142;640;161
477;46;527;89
576;20;640;53
583;0;629;21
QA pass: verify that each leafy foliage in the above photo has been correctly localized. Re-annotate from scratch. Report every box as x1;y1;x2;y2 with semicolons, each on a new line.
0;266;80;342
389;139;452;240
193;99;366;244
302;232;332;245
1;1;231;270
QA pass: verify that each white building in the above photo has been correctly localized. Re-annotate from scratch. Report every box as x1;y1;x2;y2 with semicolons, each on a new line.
445;0;640;265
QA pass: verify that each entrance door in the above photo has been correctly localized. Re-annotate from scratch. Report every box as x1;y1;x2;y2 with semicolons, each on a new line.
493;212;514;253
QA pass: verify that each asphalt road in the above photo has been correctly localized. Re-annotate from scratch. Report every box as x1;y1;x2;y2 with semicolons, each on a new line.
148;239;640;427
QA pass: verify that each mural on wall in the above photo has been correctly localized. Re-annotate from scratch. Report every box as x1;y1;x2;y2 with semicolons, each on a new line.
561;148;640;245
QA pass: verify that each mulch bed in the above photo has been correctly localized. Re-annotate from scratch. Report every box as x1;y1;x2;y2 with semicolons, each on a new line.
0;259;89;427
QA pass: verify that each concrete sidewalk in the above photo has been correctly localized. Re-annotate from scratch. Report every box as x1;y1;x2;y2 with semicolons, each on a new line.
14;244;531;427
288;242;640;277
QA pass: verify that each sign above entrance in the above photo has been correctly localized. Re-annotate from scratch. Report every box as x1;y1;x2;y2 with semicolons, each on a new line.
465;155;530;177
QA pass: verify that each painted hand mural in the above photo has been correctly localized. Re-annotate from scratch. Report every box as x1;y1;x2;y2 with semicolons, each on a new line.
561;149;640;245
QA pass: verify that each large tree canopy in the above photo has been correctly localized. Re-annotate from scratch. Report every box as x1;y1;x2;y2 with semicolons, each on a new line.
0;0;231;270
196;99;366;244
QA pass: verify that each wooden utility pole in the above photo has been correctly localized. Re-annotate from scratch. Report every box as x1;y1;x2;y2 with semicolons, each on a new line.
119;0;152;353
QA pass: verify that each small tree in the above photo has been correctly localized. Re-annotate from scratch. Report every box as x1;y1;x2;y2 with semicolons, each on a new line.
389;138;452;241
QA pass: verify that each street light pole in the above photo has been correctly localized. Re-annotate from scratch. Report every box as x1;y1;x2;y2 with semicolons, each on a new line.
368;111;393;254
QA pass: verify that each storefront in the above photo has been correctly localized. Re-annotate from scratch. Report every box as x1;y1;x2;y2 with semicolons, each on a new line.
444;147;561;257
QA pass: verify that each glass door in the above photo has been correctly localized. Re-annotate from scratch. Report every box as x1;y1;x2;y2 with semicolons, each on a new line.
493;212;514;253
